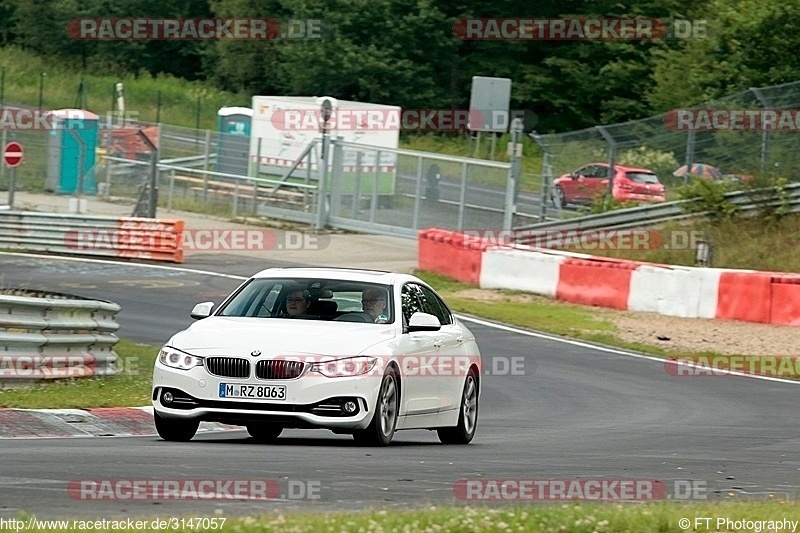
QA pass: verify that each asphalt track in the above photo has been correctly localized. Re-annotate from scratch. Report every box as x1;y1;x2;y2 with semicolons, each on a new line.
1;252;799;519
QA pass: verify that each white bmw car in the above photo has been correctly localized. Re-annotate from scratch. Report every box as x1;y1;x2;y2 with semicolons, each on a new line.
152;268;481;446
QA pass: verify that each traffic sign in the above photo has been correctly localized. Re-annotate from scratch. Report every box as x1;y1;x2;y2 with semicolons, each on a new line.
3;142;23;168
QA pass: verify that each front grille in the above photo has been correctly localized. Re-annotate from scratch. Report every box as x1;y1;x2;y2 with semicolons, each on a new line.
256;359;308;380
205;357;250;378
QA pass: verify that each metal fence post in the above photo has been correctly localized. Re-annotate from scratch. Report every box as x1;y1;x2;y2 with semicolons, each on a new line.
329;136;345;217
203;130;211;171
412;156;424;230
167;169;175;211
370;151;380;223
503;118;523;230
315;131;331;230
530;131;553;220
457;161;468;229
353;151;363;217
540;150;552;222
684;130;696;185
596;126;617;196
751;87;771;176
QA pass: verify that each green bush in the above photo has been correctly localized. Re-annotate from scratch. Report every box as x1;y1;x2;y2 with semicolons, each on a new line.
617;146;680;184
676;177;739;222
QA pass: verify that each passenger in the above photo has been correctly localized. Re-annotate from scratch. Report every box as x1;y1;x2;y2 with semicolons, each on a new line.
286;289;310;316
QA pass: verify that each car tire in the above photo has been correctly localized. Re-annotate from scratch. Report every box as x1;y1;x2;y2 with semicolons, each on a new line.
154;412;199;442
553;186;566;208
353;368;399;446
437;370;478;445
246;424;283;443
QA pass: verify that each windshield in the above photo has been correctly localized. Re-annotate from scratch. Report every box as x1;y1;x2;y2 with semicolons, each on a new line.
217;278;394;324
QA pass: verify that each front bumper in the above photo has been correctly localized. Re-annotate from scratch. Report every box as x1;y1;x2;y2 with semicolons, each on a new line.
152;362;380;430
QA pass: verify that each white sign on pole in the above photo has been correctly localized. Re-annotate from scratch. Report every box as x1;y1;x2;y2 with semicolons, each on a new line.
468;76;512;133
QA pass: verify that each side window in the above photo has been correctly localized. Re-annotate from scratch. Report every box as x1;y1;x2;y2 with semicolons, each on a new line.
401;284;424;324
418;286;452;325
583;165;600;178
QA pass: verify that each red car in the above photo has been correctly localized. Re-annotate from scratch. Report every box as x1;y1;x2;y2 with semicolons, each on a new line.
552;163;666;206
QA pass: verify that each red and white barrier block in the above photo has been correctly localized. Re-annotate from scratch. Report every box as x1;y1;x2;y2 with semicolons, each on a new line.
418;229;800;327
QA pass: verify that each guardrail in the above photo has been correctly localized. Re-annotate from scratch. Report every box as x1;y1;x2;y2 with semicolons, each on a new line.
0;290;120;383
0;211;185;263
513;182;800;240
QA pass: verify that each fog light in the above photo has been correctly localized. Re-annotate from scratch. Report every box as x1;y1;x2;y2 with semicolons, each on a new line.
162;391;173;405
343;401;357;414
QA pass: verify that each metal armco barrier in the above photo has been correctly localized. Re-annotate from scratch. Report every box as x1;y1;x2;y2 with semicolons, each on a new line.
0;211;184;263
0;290;121;383
513;182;800;239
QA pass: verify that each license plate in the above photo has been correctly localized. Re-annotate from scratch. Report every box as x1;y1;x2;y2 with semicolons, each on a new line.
219;383;286;400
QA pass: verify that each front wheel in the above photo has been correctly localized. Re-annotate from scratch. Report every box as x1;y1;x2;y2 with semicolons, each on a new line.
154;412;199;442
353;369;399;446
438;371;478;444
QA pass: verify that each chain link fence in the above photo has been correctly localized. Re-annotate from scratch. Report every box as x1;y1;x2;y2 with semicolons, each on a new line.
530;80;800;216
2;112;527;237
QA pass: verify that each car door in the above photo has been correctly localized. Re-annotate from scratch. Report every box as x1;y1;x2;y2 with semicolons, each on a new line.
416;285;467;413
563;164;589;202
584;164;609;201
573;164;599;202
395;283;441;417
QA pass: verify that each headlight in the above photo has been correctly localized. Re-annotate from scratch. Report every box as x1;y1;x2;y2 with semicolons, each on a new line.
158;347;204;371
311;356;378;378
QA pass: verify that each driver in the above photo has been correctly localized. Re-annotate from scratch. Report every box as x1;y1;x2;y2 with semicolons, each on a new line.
361;287;388;322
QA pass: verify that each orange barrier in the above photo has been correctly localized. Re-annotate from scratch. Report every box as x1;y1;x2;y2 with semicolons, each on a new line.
769;276;800;326
61;217;185;263
418;229;490;285
715;272;772;323
556;258;637;310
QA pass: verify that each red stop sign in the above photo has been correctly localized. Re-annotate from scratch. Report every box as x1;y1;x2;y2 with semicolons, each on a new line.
3;142;23;167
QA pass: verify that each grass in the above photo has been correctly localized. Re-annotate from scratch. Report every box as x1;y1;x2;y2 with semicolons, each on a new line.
547;215;800;274
0;339;156;408
13;501;800;531
0;46;244;130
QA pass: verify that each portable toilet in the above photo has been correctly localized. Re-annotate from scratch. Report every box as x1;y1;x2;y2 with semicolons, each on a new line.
45;109;99;194
217;107;252;177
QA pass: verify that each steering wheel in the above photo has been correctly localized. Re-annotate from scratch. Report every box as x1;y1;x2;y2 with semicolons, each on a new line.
333;312;375;323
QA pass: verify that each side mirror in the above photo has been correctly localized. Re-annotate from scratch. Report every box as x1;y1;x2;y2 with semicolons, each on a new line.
190;302;214;320
571;172;579;180
408;312;441;332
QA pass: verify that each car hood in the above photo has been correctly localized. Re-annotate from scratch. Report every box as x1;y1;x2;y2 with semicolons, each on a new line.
166;317;397;357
